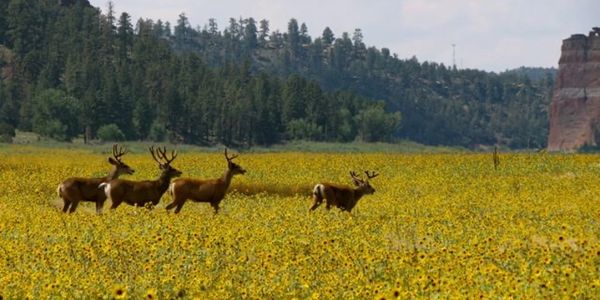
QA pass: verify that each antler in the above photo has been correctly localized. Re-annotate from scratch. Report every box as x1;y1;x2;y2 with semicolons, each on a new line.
112;144;127;162
150;146;177;166
365;170;379;179
350;171;364;183
224;148;239;162
158;146;177;165
149;146;162;165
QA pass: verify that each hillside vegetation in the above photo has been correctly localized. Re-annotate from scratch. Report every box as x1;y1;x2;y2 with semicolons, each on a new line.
0;1;553;148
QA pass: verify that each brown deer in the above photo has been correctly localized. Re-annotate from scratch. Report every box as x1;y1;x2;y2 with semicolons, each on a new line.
166;149;246;213
57;144;135;214
101;146;182;209
309;171;379;212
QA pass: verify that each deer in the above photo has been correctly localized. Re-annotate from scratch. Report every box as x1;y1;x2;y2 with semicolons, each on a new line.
309;171;379;213
57;144;135;214
100;146;182;210
166;148;246;213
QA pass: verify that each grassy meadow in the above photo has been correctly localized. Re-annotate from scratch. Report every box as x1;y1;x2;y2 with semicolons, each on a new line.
0;145;598;298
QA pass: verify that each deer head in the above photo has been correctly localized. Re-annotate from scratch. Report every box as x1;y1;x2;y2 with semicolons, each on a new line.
150;146;182;178
350;170;379;195
225;148;246;175
108;144;135;175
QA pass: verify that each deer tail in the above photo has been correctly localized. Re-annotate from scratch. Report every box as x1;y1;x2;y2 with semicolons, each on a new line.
313;184;324;199
57;184;64;199
98;182;111;198
168;182;175;197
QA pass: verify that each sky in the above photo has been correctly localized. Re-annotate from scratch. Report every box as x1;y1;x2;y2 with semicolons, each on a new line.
88;0;597;73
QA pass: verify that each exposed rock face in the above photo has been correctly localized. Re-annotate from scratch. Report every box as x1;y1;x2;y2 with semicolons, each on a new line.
548;29;600;151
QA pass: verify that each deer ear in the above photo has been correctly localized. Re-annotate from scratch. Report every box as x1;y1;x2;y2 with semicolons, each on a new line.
108;157;118;165
351;178;362;186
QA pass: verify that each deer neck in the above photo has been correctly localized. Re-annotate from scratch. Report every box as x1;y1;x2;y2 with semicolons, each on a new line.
353;187;366;202
156;173;173;193
106;167;120;181
220;169;235;189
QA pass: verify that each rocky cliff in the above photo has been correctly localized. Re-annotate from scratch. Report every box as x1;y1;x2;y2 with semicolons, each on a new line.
548;28;600;151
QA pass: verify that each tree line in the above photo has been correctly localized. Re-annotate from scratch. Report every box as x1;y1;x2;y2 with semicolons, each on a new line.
168;13;554;148
0;0;553;148
0;0;400;146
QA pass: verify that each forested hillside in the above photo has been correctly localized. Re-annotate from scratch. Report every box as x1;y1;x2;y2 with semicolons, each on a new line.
170;15;554;148
0;0;553;148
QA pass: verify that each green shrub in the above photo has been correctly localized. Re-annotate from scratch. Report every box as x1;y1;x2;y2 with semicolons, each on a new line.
0;122;15;143
149;120;167;142
97;124;125;142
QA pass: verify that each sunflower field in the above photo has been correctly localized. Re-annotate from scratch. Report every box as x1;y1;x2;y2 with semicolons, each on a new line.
0;145;598;299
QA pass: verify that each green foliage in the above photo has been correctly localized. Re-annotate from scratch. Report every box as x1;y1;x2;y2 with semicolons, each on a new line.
0;122;15;143
148;120;167;142
31;89;80;141
96;123;125;142
354;104;401;142
286;119;322;140
0;2;554;149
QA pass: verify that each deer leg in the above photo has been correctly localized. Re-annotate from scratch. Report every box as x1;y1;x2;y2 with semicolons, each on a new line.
166;201;177;210
69;200;80;213
174;201;186;214
110;200;121;210
309;194;323;211
145;201;156;210
166;195;181;210
95;200;105;214
211;202;220;214
62;198;72;213
166;194;184;211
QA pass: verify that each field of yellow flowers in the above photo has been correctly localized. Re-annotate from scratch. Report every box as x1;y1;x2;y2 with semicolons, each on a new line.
0;145;598;299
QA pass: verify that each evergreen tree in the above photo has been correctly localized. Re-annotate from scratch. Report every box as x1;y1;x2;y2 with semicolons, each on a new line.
258;19;269;46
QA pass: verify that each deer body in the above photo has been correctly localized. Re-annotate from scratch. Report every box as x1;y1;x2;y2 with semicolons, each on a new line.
166;149;245;213
103;174;174;208
57;145;134;213
102;146;181;210
310;171;378;213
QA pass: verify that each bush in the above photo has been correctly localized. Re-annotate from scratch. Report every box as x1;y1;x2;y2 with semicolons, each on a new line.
149;120;167;142
31;89;81;141
97;124;125;142
286;119;322;141
354;104;401;142
0;122;15;143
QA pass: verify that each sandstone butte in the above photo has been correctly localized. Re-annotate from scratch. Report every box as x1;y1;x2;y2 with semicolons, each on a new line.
548;27;600;151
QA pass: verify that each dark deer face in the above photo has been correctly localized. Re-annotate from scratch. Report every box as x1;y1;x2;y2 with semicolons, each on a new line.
150;146;181;178
228;161;246;175
350;171;379;195
108;157;135;175
108;144;135;175
160;163;182;178
225;148;246;175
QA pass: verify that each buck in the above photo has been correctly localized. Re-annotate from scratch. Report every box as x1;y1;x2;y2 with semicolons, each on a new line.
101;146;182;209
309;171;379;212
166;149;246;213
57;144;135;214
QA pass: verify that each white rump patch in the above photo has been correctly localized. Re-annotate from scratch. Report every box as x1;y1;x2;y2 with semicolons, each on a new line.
57;183;64;198
99;183;111;199
313;184;324;198
168;182;175;196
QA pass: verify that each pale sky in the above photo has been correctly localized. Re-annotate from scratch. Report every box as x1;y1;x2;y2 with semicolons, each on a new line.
88;0;597;72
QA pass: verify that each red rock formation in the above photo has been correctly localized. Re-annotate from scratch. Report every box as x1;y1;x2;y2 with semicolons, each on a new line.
548;29;600;151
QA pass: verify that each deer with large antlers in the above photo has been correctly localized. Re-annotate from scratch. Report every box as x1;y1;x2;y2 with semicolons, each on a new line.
309;171;379;212
166;149;246;213
57;144;135;214
101;146;182;209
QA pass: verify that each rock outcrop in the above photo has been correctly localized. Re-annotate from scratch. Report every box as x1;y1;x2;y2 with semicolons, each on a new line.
548;28;600;151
